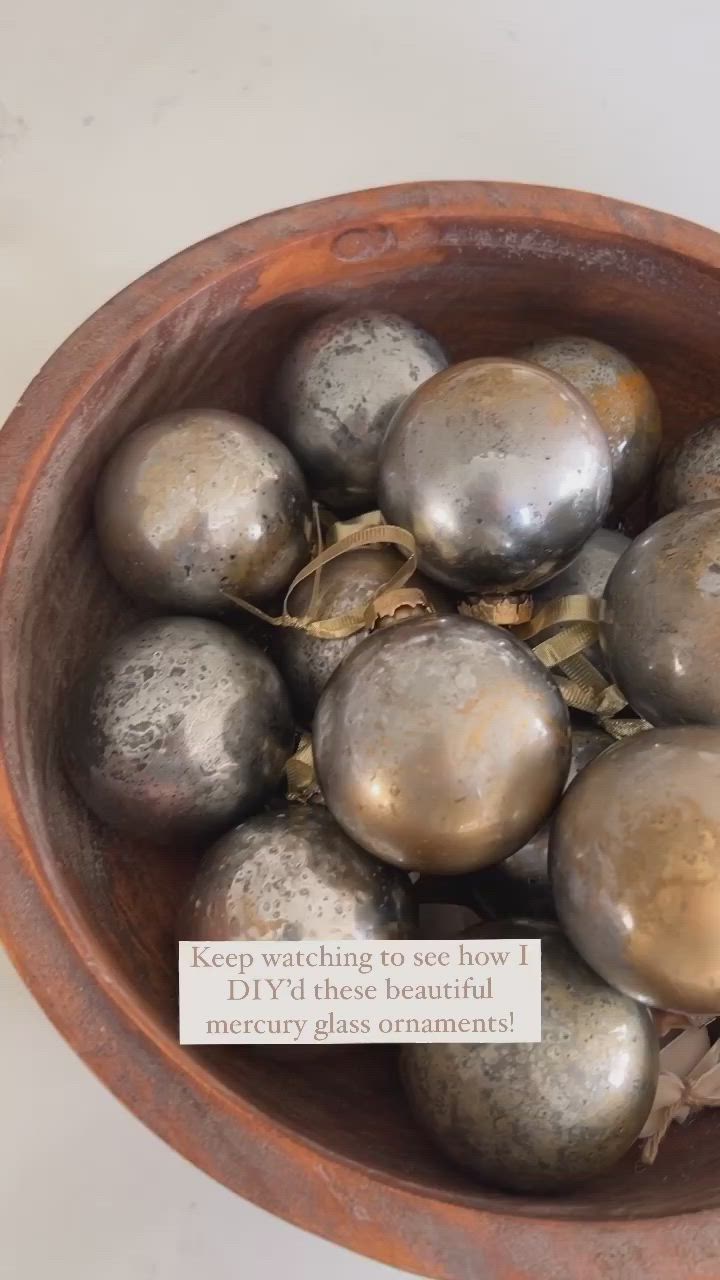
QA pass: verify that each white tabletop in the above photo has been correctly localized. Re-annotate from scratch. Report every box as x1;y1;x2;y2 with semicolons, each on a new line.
1;1;718;1276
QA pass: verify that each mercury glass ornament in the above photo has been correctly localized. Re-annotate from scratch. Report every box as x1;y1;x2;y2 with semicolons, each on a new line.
271;310;447;513
182;805;416;941
314;615;570;875
401;923;658;1192
551;726;720;1014
600;501;720;725
533;528;630;672
95;408;311;613
272;547;453;722
64;617;294;843
656;417;720;514
378;358;612;593
519;335;661;511
471;725;612;919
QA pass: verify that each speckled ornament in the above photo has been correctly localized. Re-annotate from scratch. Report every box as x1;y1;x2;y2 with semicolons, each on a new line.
271;310;447;513
656;417;720;514
600;500;720;725
551;726;720;1014
471;725;612;919
182;804;417;941
64;616;294;843
401;922;658;1191
378;358;612;593
314;615;570;875
272;546;453;722
95;408;311;612
520;335;661;511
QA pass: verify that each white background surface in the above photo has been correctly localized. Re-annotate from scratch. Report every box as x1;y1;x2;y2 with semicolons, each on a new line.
1;2;718;1277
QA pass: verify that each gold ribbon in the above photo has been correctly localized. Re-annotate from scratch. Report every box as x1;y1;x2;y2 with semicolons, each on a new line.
486;591;652;739
286;733;322;804
531;622;598;670
326;509;388;543
223;508;419;639
515;593;601;641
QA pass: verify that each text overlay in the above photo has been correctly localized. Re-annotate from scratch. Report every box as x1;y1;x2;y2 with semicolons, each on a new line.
179;939;541;1045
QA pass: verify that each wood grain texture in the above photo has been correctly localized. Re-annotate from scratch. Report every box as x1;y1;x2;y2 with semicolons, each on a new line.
2;182;720;1278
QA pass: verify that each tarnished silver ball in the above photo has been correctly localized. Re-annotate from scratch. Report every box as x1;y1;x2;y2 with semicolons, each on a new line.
271;310;447;513
533;528;631;672
95;408;311;612
64;617;294;843
656;418;720;514
314;616;570;875
551;726;720;1013
519;335;662;512
401;923;658;1192
272;547;453;722
182;805;417;941
471;725;612;919
600;501;720;724
378;358;612;593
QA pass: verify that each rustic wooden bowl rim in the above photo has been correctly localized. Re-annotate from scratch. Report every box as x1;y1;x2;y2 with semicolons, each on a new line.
3;181;720;1277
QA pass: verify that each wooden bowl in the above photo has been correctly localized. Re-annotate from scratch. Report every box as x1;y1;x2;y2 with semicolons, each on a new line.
2;182;720;1279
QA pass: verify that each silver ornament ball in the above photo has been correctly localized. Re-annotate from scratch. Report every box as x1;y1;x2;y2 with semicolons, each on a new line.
95;408;311;613
64;616;294;843
656;417;720;514
183;804;417;941
272;546;453;723
551;726;720;1014
378;358;612;593
271;310;447;513
313;615;571;875
600;500;720;725
401;923;658;1192
519;335;662;512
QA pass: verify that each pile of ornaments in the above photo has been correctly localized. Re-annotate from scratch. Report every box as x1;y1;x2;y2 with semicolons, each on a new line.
63;308;720;1195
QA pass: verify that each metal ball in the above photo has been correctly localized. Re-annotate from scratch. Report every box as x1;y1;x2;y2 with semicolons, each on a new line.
95;409;311;612
313;615;571;875
272;547;453;723
64;617;294;843
378;358;612;593
182;805;417;941
519;335;662;512
271;310;447;513
600;501;720;725
471;725;613;919
533;528;631;673
551;726;720;1014
401;923;658;1192
656;417;720;514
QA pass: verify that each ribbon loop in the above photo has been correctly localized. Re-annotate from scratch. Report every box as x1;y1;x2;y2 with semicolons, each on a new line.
222;508;419;640
516;593;601;641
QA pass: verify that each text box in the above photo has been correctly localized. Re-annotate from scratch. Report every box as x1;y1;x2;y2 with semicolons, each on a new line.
179;939;541;1045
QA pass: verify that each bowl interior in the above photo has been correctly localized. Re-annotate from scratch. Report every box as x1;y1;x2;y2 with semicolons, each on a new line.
4;192;720;1223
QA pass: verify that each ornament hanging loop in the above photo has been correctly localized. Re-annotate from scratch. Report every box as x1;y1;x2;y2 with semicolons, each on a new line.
476;588;652;740
222;507;419;639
